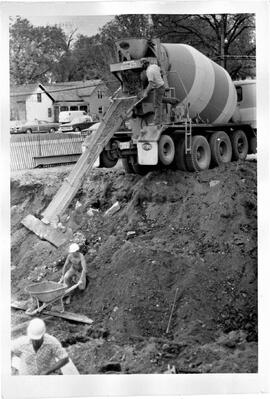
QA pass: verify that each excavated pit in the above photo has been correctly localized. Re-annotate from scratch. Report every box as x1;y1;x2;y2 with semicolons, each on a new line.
10;160;258;374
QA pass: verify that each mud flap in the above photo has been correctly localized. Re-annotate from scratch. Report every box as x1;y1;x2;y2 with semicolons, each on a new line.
137;124;163;165
137;141;158;165
21;214;73;247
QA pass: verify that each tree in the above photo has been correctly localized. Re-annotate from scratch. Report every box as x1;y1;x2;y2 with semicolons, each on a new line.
99;14;153;48
52;27;79;82
10;17;67;84
151;14;255;78
54;15;154;88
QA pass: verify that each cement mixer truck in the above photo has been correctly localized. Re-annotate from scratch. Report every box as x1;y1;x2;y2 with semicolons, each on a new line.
96;38;256;174
22;38;257;245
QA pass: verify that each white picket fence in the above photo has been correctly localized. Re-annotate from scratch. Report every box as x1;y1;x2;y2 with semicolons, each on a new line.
10;133;84;170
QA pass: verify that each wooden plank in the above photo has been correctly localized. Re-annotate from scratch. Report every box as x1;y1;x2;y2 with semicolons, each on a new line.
11;301;94;325
21;214;73;247
34;154;80;166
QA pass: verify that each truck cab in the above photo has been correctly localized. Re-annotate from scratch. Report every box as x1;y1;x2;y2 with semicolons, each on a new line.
233;79;256;129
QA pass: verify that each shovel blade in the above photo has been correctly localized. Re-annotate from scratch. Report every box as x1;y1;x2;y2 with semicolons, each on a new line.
21;214;71;247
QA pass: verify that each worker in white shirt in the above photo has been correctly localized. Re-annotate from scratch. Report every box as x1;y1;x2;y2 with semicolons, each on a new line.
11;318;69;375
141;58;165;125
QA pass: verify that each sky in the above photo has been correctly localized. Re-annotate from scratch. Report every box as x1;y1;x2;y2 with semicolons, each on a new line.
26;15;114;37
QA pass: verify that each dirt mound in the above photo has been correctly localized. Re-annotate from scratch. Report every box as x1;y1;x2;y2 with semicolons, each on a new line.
10;160;257;373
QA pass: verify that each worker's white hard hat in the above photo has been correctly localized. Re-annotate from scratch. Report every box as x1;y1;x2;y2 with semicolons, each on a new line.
27;318;46;340
69;243;79;253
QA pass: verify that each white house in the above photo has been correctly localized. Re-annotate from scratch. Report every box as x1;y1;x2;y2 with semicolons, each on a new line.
10;80;111;122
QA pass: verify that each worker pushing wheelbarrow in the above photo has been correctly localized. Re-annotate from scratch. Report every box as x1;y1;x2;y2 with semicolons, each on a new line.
25;280;81;315
25;243;87;315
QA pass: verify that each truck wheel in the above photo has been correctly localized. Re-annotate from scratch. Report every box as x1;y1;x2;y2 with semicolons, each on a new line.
231;130;248;160
122;158;134;174
249;136;257;154
173;137;188;171
100;150;118;168
210;131;232;166
186;135;211;172
158;135;175;166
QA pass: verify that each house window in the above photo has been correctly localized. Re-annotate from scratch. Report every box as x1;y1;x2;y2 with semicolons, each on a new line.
48;108;52;118
60;106;68;111
37;93;42;102
80;105;88;112
70;105;78;111
98;106;103;114
97;90;103;99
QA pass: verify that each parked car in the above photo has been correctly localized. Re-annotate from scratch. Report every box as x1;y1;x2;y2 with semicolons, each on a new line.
12;119;60;134
59;110;88;124
59;115;95;133
10;120;26;134
81;122;101;139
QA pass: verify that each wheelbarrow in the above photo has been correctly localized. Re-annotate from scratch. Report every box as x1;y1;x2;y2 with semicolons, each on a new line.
25;280;80;316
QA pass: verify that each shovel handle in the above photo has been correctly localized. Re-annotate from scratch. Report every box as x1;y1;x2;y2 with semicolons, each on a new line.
64;282;80;296
166;288;179;334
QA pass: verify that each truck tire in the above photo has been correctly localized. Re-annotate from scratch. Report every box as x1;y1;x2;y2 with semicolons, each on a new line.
100;150;118;168
231;130;248;160
209;131;232;166
186;135;211;172
249;136;257;154
122;157;154;175
122;157;134;174
173;137;188;171
158;135;175;166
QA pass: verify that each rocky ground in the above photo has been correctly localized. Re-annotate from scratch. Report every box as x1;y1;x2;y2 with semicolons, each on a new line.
10;158;258;374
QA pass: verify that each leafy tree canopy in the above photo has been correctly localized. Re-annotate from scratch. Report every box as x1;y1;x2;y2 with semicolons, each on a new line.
10;17;68;84
10;13;255;86
151;14;255;78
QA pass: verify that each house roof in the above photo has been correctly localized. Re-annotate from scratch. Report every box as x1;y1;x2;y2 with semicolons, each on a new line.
41;80;103;102
10;83;40;99
10;79;105;102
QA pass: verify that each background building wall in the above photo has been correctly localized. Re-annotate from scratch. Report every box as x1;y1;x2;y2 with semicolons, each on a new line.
26;89;54;122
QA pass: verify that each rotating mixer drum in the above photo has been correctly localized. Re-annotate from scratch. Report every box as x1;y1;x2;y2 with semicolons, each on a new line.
161;43;237;124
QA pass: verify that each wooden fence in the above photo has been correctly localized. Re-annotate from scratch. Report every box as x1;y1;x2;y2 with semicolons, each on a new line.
10;133;84;170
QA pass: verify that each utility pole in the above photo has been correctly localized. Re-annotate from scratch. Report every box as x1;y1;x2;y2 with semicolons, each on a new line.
219;14;229;70
220;16;225;69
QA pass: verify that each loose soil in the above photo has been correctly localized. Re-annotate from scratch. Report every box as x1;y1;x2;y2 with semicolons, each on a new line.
10;159;257;374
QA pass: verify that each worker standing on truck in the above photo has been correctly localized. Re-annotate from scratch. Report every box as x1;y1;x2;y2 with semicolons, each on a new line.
59;243;87;304
11;318;69;375
141;58;165;125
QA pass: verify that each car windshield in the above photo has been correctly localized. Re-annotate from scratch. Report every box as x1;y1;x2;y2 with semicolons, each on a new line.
10;120;25;127
24;121;37;125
